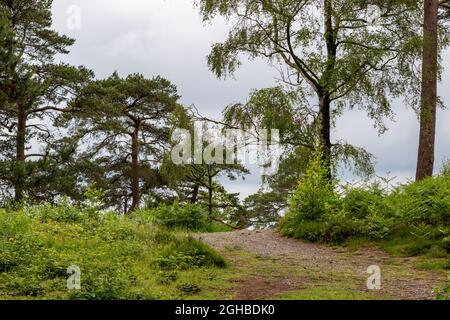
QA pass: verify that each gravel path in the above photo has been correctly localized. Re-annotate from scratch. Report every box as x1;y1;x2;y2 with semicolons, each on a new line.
196;230;447;300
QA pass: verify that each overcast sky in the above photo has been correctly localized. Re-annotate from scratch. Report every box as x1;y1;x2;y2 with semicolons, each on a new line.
51;0;450;198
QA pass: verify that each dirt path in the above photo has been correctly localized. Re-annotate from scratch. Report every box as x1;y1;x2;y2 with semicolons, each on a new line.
196;230;447;300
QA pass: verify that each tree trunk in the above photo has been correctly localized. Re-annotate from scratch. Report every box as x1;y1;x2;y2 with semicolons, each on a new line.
207;175;213;216
416;0;439;181
123;194;129;215
191;184;199;204
14;111;26;203
129;128;141;213
319;94;333;180
319;0;335;181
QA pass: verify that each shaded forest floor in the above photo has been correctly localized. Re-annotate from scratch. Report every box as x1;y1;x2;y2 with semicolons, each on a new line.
195;230;448;300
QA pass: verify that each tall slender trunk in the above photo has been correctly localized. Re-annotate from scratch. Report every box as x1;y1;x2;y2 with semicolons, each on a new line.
207;178;213;216
14;111;26;203
207;165;213;216
319;0;335;181
129;127;140;213
123;194;129;215
416;0;439;181
191;184;199;204
319;94;332;180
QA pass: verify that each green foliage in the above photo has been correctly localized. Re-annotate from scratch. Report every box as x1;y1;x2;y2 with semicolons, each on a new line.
340;183;385;219
280;159;450;251
0;0;94;203
156;271;178;285
177;283;201;295
141;203;211;231
197;0;427;180
391;174;450;224
242;191;285;228
157;237;227;270
280;150;337;228
83;182;105;212
0;204;226;299
437;275;450;300
27;200;89;223
139;202;232;232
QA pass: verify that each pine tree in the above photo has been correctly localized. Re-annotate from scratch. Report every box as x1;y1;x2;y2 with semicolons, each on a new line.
0;0;92;202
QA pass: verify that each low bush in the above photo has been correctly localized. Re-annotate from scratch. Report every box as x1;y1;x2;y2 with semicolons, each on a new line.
139;203;210;231
157;237;227;270
177;282;201;295
156;271;178;285
392;175;450;225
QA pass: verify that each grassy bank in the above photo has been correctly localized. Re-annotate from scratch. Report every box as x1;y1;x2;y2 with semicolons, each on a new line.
0;204;228;300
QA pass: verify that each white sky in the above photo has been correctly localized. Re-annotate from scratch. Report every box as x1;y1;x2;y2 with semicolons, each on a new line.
51;0;450;198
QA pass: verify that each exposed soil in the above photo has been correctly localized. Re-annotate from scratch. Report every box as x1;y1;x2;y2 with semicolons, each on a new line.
195;230;447;300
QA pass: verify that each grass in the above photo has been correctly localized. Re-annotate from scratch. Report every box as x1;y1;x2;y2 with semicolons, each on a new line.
0;206;230;300
345;235;450;271
274;284;391;300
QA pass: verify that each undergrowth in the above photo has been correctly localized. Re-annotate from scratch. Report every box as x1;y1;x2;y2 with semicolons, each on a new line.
0;204;227;300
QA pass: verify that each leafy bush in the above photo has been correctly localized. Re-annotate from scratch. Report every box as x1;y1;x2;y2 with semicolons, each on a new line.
157;237;227;270
392;174;450;224
140;203;212;231
68;262;131;300
279;157;450;253
156;271;178;285
340;183;387;219
177;282;201;295
279;151;337;234
320;211;364;244
363;211;395;240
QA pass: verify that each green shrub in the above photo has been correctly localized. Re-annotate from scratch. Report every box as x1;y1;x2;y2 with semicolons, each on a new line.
68;263;131;300
281;220;324;242
391;175;450;225
140;203;211;231
4;275;45;297
288;152;337;221
177;282;201;295
157;237;227;270
31;201;86;223
0;210;31;238
340;183;387;219
321;211;364;244
280;157;450;256
152;229;178;244
363;211;395;240
156;271;178;284
280;151;337;236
